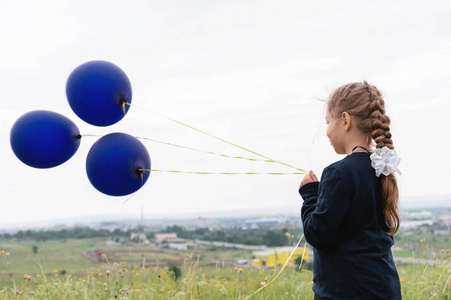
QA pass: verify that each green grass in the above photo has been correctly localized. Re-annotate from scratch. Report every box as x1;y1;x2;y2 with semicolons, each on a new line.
0;239;104;286
0;238;450;299
399;263;451;299
0;259;314;299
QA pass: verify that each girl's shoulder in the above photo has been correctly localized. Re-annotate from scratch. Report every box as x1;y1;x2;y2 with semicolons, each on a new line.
324;152;372;177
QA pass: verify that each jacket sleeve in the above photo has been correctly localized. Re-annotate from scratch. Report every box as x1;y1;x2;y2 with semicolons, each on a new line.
299;166;350;250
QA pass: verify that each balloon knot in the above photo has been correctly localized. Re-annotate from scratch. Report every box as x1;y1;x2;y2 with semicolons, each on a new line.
120;98;128;115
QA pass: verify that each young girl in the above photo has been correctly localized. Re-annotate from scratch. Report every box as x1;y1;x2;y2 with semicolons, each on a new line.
299;81;402;300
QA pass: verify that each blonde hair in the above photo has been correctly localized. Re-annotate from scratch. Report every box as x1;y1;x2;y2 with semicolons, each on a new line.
327;81;400;235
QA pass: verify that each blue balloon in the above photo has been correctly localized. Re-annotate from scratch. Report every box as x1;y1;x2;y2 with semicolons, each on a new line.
66;60;132;126
86;133;151;196
10;110;81;168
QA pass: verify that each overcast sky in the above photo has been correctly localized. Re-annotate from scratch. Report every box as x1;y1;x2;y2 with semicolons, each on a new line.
1;0;450;226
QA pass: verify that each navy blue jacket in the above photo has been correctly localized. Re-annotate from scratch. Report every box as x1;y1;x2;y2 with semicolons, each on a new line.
299;152;401;300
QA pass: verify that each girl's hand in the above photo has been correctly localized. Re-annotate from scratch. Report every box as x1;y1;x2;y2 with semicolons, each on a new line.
300;170;318;188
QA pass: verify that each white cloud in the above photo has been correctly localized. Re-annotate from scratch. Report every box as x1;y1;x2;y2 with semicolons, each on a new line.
1;0;450;223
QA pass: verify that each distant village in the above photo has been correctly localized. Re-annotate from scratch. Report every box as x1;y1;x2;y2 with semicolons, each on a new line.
84;206;450;267
400;208;451;235
97;229;307;268
1;204;449;268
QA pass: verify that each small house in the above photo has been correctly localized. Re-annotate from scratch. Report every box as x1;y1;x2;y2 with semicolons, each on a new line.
130;232;150;244
250;246;308;267
155;233;178;243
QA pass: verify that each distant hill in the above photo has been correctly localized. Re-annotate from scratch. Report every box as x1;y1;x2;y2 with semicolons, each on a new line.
400;194;451;209
1;195;449;232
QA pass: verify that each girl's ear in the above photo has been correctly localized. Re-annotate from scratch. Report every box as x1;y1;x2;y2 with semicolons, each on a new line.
342;112;351;132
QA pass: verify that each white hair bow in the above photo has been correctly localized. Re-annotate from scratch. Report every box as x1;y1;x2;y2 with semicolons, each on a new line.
370;146;402;177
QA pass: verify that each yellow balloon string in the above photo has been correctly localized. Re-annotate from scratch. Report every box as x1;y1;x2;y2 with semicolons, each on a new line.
120;171;144;204
136;136;286;165
80;134;98;137
118;97;307;294
81;134;305;173
298;242;308;271
140;169;303;175
125;103;306;173
244;234;305;300
140;171;144;187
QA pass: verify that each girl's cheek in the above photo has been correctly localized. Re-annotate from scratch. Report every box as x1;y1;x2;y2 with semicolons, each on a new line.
326;125;331;139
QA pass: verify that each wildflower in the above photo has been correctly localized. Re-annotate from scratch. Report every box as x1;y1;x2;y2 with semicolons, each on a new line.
106;270;110;276
24;274;28;280
285;232;291;238
260;276;268;286
400;278;405;282
98;273;103;276
28;275;31;281
4;252;10;256
420;238;426;243
53;270;58;273
0;251;4;255
309;281;314;285
447;249;450;253
237;268;243;273
119;268;128;277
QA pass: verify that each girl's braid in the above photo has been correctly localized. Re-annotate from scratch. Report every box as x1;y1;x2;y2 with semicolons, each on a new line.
364;81;393;150
364;81;399;234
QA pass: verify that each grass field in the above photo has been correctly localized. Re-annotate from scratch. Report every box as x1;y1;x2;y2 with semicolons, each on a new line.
0;238;450;299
